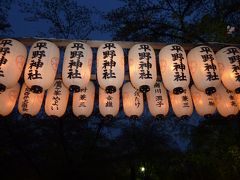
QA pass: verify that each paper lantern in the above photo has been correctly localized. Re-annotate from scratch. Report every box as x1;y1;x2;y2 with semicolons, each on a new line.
159;44;190;94
62;42;92;92
213;83;238;117
234;93;240;110
0;39;27;92
72;81;95;119
99;87;119;118
24;40;59;93
169;87;193;118
122;82;144;118
146;81;169;118
45;79;69;117
128;44;157;93
187;45;220;95
97;42;124;93
190;85;216;118
216;47;240;93
0;83;20;116
18;83;44;116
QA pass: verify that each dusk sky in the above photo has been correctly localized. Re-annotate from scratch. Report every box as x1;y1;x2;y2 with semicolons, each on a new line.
8;0;124;40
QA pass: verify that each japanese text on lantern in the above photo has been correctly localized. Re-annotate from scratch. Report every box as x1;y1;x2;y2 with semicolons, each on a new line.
51;81;62;110
138;45;152;79
106;95;113;107
68;43;84;79
208;97;215;106
22;87;31;112
182;90;189;108
171;45;186;82
0;40;12;77
200;46;219;81
79;87;87;107
28;42;47;80
224;47;240;82
134;90;141;108
102;43;116;79
227;90;238;107
154;83;164;107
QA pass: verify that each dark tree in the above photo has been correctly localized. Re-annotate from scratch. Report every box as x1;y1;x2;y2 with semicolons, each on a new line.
0;0;13;35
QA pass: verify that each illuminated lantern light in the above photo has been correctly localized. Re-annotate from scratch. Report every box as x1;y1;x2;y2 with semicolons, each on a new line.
169;87;193;119
18;83;44;117
159;44;190;94
72;81;95;119
62;42;92;93
45;79;69;118
97;42;124;94
24;40;59;94
122;82;144;119
213;83;238;117
187;45;220;95
128;44;157;93
146;81;169;119
190;85;216;118
0;39;27;92
0;83;20;116
99;87;119;119
216;46;240;93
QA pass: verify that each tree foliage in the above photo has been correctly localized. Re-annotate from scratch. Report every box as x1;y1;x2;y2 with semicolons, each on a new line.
0;0;13;35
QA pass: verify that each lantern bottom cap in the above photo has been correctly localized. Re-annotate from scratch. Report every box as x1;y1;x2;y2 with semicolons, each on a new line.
205;87;216;95
105;86;116;94
69;85;80;93
50;115;59;119
130;115;139;120
30;85;43;94
204;114;213;119
180;115;189;120
235;87;240;94
139;85;150;93
22;113;33;118
0;83;6;92
78;115;87;120
156;114;165;120
227;114;236;119
173;87;184;94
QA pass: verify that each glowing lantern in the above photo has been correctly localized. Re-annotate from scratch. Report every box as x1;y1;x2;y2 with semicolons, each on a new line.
18;83;44;116
234;93;240;110
216;47;240;93
0;83;20;116
187;45;220;95
24;40;59;93
97;42;124;93
62;42;92;92
213;83;238;117
99;87;119;118
190;85;216;118
0;39;27;92
146;81;169;118
122;82;144;118
159;44;190;94
169;87;193;118
45;79;69;117
128;44;157;93
72;81;95;119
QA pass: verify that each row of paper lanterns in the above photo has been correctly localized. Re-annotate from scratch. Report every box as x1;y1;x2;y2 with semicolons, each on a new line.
0;79;240;119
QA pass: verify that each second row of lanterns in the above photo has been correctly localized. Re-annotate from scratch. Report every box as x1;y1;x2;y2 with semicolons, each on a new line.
0;39;240;97
0;80;239;119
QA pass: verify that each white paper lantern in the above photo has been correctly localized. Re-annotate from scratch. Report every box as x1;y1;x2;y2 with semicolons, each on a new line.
0;39;27;92
0;83;20;116
122;82;144;118
146;81;169;118
159;44;190;94
187;45;220;95
169;87;193;118
72;81;95;119
62;42;92;92
24;40;60;93
216;46;240;93
45;79;69;117
190;85;216;117
97;42;124;93
213;83;238;117
128;44;157;93
99;87;119;118
18;83;44;116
